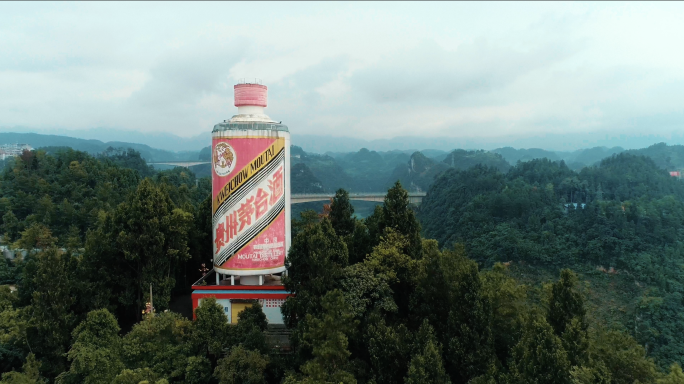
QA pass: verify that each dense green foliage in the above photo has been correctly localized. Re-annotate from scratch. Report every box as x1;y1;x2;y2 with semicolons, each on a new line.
0;147;212;381
420;153;684;369
280;178;672;383
3;143;684;383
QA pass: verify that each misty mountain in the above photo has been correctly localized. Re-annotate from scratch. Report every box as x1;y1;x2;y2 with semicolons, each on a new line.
1;127;212;152
0;132;201;162
443;149;511;173
290;146;352;192
489;146;625;171
385;151;451;192
336;148;410;191
9;132;684;196
491;147;561;164
291;163;325;193
560;146;625;168
199;146;211;161
290;146;412;193
290;132;684;154
292;134;483;154
627;143;684;171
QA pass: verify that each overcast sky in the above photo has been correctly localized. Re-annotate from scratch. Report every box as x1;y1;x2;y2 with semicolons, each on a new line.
2;2;684;148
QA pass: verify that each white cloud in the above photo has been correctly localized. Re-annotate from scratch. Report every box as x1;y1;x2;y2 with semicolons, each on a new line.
1;2;684;147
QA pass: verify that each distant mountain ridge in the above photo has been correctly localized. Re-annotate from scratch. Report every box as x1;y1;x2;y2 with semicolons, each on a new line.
5;132;684;194
1;127;211;152
290;132;684;154
0;132;201;162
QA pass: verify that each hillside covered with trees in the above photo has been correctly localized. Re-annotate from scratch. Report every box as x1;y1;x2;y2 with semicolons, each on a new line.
420;153;684;371
2;146;684;383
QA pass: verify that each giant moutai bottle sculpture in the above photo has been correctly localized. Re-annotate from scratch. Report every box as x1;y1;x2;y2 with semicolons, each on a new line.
211;82;291;278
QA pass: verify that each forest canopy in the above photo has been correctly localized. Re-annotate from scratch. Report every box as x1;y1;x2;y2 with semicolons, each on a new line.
1;147;684;383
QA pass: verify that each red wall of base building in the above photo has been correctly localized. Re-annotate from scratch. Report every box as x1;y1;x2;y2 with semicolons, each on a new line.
191;284;293;320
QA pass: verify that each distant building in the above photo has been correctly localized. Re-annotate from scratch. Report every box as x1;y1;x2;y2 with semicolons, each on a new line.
563;203;586;213
0;143;33;160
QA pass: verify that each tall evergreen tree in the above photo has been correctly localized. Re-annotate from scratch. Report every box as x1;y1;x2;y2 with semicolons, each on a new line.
405;320;450;384
282;218;348;328
366;316;411;384
508;315;571;384
480;263;527;365
296;290;357;384
412;245;494;383
329;189;356;237
547;269;589;367
25;248;79;378
548;269;586;337
377;181;422;259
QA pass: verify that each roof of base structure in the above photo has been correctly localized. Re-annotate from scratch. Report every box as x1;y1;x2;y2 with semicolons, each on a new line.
192;269;286;290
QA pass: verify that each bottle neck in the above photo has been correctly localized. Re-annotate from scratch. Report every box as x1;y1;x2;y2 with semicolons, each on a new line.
237;105;265;115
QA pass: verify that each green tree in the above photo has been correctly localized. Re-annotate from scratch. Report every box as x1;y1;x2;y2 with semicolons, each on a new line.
291;210;320;239
547;269;589;368
0;286;26;374
233;301;269;354
214;345;269;384
63;225;82;252
366;316;411;384
548;269;586;337
237;301;268;332
2;211;19;242
377;181;422;259
191;297;231;360
184;356;211;384
25;248;79;378
659;364;684;384
413;245;494;382
330;189;355;237
121;311;193;381
84;178;193;323
569;363;611;384
297;290;357;384
405;320;450;384
562;317;590;369
56;309;124;384
282;218;348;359
0;258;18;285
591;328;658;384
12;223;56;251
480;263;527;365
112;368;162;384
340;262;397;319
346;220;373;265
0;353;43;384
508;315;571;384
